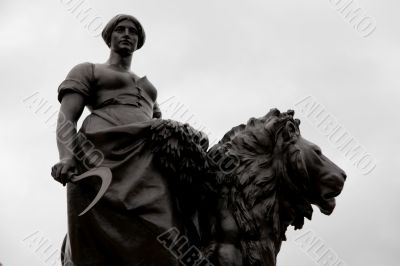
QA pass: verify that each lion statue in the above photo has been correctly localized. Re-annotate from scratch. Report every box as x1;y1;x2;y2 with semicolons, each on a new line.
195;108;347;266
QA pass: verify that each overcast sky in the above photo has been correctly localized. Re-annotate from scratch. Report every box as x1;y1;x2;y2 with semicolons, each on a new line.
1;0;399;265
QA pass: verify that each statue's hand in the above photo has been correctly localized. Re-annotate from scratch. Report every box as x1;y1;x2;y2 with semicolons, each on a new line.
51;158;78;186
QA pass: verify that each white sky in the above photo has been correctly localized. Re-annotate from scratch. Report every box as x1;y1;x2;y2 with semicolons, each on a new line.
0;0;399;265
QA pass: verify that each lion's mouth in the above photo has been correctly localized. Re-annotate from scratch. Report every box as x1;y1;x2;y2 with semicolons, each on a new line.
317;187;343;215
318;198;336;215
315;173;345;215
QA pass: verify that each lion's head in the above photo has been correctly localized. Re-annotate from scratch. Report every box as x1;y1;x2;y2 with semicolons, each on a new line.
224;108;346;218
252;108;347;217
209;108;346;265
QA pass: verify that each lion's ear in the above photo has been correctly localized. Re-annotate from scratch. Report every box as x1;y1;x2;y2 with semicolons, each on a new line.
283;121;298;141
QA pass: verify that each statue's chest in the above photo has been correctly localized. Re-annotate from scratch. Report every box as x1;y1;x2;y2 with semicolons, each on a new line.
93;67;157;102
94;68;138;92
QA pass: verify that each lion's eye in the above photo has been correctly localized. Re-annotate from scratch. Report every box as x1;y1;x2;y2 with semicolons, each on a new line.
315;149;322;155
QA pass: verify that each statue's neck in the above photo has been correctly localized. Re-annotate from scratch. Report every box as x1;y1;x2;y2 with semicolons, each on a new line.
107;50;132;71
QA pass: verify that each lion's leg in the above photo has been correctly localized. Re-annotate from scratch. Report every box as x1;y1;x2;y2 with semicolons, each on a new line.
217;243;243;266
215;193;243;266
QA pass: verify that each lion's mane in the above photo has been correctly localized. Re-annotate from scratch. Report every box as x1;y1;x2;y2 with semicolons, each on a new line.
208;109;314;265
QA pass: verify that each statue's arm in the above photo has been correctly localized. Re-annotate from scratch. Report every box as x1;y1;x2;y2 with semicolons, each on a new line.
51;93;85;185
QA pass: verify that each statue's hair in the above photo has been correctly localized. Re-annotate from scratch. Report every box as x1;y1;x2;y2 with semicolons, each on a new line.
102;14;146;49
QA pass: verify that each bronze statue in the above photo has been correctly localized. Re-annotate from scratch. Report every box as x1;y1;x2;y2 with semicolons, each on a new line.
51;14;346;266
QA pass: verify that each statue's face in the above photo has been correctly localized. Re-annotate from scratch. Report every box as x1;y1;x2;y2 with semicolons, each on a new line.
110;20;139;55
